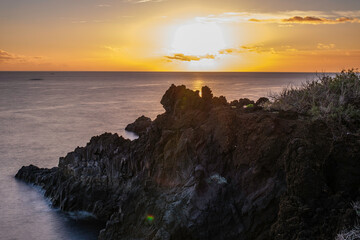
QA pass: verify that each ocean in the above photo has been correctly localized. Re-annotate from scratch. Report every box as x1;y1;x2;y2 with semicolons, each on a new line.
0;71;321;239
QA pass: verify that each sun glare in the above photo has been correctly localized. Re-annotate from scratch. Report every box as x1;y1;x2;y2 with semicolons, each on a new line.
171;22;226;56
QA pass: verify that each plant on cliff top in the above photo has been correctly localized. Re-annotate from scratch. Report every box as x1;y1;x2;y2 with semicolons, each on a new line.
336;226;360;240
335;201;360;240
245;103;254;108
352;201;360;217
270;69;360;136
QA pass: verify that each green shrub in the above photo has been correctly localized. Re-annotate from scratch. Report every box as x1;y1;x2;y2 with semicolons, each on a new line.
245;103;254;108
270;69;360;137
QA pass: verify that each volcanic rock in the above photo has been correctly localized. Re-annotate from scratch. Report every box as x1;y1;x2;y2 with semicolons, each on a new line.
125;115;152;136
16;85;360;240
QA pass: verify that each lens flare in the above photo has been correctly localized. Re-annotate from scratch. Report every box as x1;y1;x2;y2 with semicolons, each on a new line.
146;215;154;222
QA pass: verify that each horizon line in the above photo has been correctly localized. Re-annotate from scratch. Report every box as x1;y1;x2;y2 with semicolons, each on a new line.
0;70;339;74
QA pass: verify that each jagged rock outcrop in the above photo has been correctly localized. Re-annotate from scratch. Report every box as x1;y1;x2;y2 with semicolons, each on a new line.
125;115;152;136
16;84;360;240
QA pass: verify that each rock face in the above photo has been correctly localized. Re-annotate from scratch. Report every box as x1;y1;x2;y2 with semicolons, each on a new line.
125;115;152;136
16;84;360;240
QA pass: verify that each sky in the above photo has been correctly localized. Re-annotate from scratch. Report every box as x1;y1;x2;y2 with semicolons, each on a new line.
0;0;359;72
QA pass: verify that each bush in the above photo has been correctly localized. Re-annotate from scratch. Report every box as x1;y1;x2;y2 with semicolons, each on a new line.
336;226;360;240
270;69;360;136
352;201;360;217
335;201;360;240
245;104;254;108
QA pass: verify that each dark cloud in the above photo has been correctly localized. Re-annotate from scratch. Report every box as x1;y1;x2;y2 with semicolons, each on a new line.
335;17;360;23
282;16;324;23
249;16;360;24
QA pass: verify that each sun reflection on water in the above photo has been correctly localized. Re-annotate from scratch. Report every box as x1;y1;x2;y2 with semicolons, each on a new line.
191;78;204;96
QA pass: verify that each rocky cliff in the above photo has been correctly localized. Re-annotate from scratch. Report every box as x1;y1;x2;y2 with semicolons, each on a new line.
16;84;360;240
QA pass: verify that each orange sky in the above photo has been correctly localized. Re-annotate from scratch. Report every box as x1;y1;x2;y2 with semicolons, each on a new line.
0;0;359;72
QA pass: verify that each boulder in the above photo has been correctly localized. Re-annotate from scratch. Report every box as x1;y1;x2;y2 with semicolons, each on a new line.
125;115;152;136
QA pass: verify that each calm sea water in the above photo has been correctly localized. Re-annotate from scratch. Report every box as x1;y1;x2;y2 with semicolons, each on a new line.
0;71;320;240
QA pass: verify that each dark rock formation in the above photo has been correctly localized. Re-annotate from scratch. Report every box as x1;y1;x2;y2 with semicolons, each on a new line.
16;85;360;240
201;86;213;103
256;97;270;106
230;98;256;109
125;115;152;136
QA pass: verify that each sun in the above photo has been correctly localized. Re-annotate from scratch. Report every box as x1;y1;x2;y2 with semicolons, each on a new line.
171;22;226;56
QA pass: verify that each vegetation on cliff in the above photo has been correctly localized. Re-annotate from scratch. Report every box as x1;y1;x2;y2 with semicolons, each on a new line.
270;69;360;137
336;201;360;240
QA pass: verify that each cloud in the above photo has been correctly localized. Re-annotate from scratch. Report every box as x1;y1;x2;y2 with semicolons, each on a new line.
219;44;279;54
103;46;121;52
0;49;17;63
218;48;236;54
333;11;360;18
165;44;280;62
97;4;111;7
196;11;360;25
165;41;349;64
217;44;302;56
0;49;44;63
165;44;285;62
165;53;215;62
196;12;270;23
71;20;88;24
218;46;263;54
71;19;107;24
165;42;341;62
279;16;360;24
281;16;326;23
317;43;336;49
240;45;268;53
124;0;164;4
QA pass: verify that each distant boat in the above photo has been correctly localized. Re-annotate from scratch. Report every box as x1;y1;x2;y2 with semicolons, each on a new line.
29;78;43;81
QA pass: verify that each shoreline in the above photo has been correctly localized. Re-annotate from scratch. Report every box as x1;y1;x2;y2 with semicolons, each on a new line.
16;83;360;239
